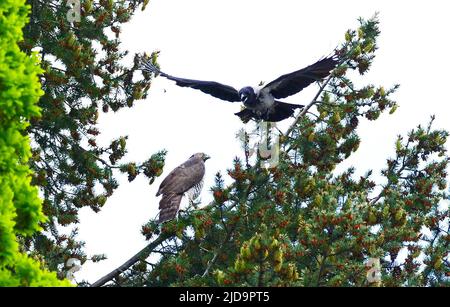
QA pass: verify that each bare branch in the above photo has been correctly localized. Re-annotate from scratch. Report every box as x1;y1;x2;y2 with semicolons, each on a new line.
91;232;173;287
284;74;334;138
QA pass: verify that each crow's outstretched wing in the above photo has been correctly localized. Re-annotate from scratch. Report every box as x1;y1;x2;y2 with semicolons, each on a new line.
141;60;241;102
263;56;338;99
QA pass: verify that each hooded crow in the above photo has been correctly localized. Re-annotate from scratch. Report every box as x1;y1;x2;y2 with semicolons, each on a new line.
141;55;338;123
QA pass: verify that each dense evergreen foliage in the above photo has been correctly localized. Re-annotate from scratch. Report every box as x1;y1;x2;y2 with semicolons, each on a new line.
0;0;71;286
102;16;449;287
3;1;447;287
20;0;165;277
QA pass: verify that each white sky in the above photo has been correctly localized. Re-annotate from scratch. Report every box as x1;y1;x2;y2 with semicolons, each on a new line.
74;0;450;283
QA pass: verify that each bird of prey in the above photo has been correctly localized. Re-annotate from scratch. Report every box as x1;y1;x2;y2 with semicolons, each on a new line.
141;55;338;122
155;153;210;223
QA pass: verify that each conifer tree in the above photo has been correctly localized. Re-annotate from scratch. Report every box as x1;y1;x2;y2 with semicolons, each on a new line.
20;0;165;278
93;16;450;287
0;0;71;286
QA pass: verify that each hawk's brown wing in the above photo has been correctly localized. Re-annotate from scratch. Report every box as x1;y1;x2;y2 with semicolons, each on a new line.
156;158;205;196
155;156;206;223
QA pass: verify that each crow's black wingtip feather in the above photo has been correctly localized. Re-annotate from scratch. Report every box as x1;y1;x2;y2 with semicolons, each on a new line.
317;51;341;67
140;59;160;74
316;54;340;73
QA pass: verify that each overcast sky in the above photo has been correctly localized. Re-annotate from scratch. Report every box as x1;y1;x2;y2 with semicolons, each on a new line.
74;0;450;283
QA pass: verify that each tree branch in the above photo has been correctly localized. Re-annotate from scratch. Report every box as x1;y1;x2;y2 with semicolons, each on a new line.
201;222;238;278
258;255;265;287
91;232;173;287
284;74;334;138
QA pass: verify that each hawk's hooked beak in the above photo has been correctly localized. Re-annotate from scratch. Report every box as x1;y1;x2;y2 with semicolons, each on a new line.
203;154;211;161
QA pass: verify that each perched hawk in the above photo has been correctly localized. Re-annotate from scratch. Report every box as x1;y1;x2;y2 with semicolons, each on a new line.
141;55;338;122
155;153;210;223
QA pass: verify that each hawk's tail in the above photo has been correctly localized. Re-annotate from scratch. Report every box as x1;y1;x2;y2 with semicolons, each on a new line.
158;193;183;223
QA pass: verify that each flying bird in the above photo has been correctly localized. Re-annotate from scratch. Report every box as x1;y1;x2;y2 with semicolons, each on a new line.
155;153;210;223
141;55;338;122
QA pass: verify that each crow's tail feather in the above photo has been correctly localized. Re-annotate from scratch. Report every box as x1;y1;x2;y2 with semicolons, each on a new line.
262;101;303;122
276;101;304;110
235;102;304;123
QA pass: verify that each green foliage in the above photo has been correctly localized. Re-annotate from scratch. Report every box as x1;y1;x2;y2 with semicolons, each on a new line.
215;225;301;286
108;15;449;287
20;0;165;276
0;0;71;286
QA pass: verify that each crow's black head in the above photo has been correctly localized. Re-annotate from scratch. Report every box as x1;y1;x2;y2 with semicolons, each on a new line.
238;87;257;106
